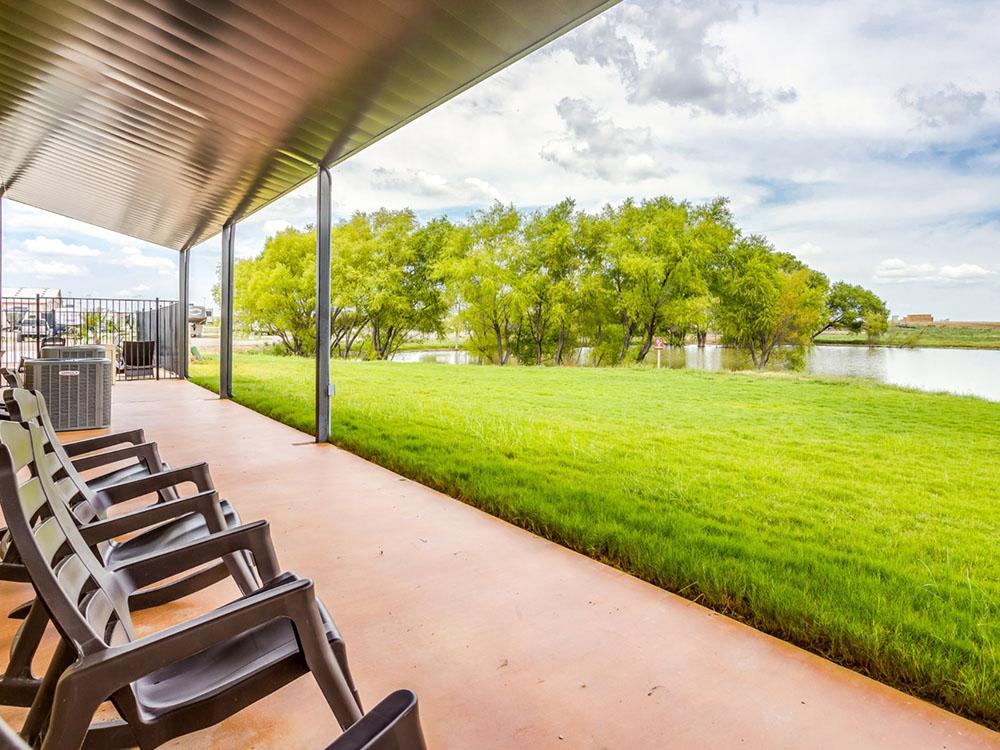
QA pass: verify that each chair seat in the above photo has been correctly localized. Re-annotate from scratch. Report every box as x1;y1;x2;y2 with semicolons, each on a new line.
134;597;343;720
85;460;166;492
103;500;240;567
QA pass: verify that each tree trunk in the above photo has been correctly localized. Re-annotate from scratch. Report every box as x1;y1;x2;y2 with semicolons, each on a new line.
555;324;567;365
494;321;504;366
618;318;636;364
636;315;657;362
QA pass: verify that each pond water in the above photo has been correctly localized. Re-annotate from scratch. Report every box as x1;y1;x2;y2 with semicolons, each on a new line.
392;344;1000;402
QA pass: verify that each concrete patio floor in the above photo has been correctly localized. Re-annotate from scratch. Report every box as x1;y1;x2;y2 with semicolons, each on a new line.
1;379;996;749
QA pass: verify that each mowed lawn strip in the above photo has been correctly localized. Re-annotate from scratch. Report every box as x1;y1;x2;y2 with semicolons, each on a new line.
190;354;1000;727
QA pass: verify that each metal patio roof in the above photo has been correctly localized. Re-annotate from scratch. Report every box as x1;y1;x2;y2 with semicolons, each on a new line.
0;0;616;251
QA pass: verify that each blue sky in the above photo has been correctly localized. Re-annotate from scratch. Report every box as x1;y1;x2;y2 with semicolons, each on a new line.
2;0;999;319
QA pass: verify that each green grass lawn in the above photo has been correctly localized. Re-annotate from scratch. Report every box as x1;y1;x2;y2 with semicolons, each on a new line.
816;324;1000;349
191;354;1000;727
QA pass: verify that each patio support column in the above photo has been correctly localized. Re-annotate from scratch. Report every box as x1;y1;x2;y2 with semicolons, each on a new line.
220;221;235;399
178;247;190;378
315;165;332;442
0;182;5;301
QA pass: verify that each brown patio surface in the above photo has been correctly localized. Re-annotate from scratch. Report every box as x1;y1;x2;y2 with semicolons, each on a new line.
1;379;996;749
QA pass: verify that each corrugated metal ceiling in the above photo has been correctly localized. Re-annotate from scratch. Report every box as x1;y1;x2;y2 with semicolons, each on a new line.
0;0;616;250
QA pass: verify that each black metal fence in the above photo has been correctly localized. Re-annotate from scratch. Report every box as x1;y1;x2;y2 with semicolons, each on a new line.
1;296;182;380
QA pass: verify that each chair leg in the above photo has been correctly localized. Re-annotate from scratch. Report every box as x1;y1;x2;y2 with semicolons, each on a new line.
222;550;260;596
21;638;74;746
294;604;363;731
0;598;48;707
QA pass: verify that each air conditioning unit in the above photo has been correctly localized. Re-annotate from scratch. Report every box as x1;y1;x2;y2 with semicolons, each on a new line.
23;358;113;430
41;345;107;359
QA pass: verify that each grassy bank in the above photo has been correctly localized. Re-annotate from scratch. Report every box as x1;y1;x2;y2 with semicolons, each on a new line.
191;354;999;726
816;325;1000;349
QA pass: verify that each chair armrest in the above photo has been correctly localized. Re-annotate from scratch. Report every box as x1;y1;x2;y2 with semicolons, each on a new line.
93;462;213;506
69;442;161;473
78;491;226;546
53;579;316;707
61;428;146;457
51;575;362;740
115;520;280;590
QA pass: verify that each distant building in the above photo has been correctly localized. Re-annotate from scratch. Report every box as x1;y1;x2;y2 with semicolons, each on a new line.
1;287;63;313
901;314;934;325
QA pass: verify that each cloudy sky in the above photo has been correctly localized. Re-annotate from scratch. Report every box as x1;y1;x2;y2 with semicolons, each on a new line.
3;0;999;319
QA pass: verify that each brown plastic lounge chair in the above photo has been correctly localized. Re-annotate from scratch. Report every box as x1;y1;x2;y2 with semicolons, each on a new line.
0;371;21;420
0;420;362;749
0;370;20;390
120;340;156;380
325;690;427;750
0;391;256;708
4;389;254;598
4;388;173;497
0;692;426;750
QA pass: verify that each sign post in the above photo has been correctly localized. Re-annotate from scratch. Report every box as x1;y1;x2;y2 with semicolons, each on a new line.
654;336;665;369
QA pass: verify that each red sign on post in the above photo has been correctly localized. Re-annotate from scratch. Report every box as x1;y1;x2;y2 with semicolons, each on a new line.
653;336;665;351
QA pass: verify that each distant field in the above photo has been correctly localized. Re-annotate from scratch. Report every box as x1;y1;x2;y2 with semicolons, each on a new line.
191;354;1000;727
816;324;1000;349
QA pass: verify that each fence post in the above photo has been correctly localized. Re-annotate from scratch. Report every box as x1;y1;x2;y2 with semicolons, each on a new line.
35;294;40;357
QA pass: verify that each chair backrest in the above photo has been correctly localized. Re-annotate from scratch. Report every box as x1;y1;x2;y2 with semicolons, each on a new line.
122;340;155;367
1;368;23;389
41;336;67;347
3;390;104;527
0;421;135;656
326;690;427;750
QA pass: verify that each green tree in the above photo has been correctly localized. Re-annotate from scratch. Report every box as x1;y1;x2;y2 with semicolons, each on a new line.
520;199;582;365
233;228;316;355
714;237;827;368
333;210;449;360
439;203;524;365
583;196;734;364
814;281;890;341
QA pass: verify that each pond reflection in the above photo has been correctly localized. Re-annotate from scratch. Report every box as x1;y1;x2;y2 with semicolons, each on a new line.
392;344;1000;401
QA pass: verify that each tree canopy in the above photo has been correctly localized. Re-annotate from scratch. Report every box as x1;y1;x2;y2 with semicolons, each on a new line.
229;197;889;369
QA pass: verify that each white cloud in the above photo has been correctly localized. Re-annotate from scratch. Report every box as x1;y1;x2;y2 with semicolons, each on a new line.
6;257;88;277
563;0;788;116
21;236;102;257
262;219;292;237
874;258;995;284
372;167;451;196
540;97;661;181
370;167;504;204
462;177;505;203
898;83;991;127
939;263;995;281
115;284;152;297
113;246;176;276
790;241;825;259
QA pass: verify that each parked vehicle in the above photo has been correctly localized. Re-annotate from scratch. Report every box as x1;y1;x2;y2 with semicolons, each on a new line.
17;315;50;341
189;304;211;336
6;307;28;332
50;307;83;337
